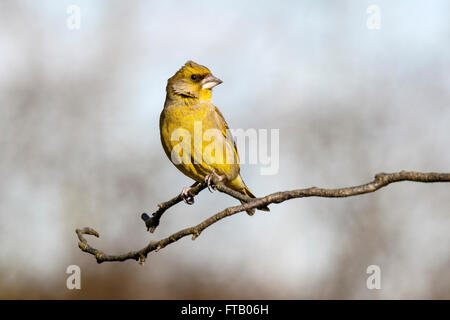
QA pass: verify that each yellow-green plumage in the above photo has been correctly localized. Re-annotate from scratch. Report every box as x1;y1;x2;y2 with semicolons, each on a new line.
160;61;269;214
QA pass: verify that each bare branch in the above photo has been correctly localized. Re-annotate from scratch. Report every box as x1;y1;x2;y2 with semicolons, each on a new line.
76;171;450;264
141;182;206;233
141;176;254;233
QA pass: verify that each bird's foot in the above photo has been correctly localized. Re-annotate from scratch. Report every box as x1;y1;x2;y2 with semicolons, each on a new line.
205;172;225;193
181;185;196;205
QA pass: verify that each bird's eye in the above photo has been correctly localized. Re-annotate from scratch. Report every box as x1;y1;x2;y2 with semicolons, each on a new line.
191;74;198;81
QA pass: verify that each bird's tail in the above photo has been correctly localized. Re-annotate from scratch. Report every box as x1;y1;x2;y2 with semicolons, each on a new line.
228;176;270;216
242;187;270;216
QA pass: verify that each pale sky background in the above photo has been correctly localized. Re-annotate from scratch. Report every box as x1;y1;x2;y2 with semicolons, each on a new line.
0;0;449;298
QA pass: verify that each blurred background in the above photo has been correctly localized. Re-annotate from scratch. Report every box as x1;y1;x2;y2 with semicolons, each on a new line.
0;0;449;299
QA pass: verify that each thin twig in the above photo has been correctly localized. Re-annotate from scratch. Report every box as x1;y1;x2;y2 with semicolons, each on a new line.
141;176;254;233
76;171;450;264
141;183;207;232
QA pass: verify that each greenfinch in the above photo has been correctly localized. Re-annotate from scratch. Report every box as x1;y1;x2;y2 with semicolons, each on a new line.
159;61;269;214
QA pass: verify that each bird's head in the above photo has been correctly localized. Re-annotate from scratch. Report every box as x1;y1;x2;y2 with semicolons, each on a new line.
166;61;222;102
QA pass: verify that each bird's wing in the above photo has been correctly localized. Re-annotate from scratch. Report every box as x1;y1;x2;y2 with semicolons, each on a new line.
195;105;240;181
212;105;240;166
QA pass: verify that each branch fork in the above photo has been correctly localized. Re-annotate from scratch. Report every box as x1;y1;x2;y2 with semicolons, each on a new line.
75;171;450;264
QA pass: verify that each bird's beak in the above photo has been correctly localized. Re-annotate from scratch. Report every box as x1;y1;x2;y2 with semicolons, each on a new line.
201;74;223;90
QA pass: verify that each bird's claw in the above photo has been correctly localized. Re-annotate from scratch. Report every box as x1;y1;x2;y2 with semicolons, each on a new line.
181;187;195;205
205;172;226;192
205;174;216;193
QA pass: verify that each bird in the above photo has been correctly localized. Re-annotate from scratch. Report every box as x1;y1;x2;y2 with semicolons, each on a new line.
159;60;269;215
